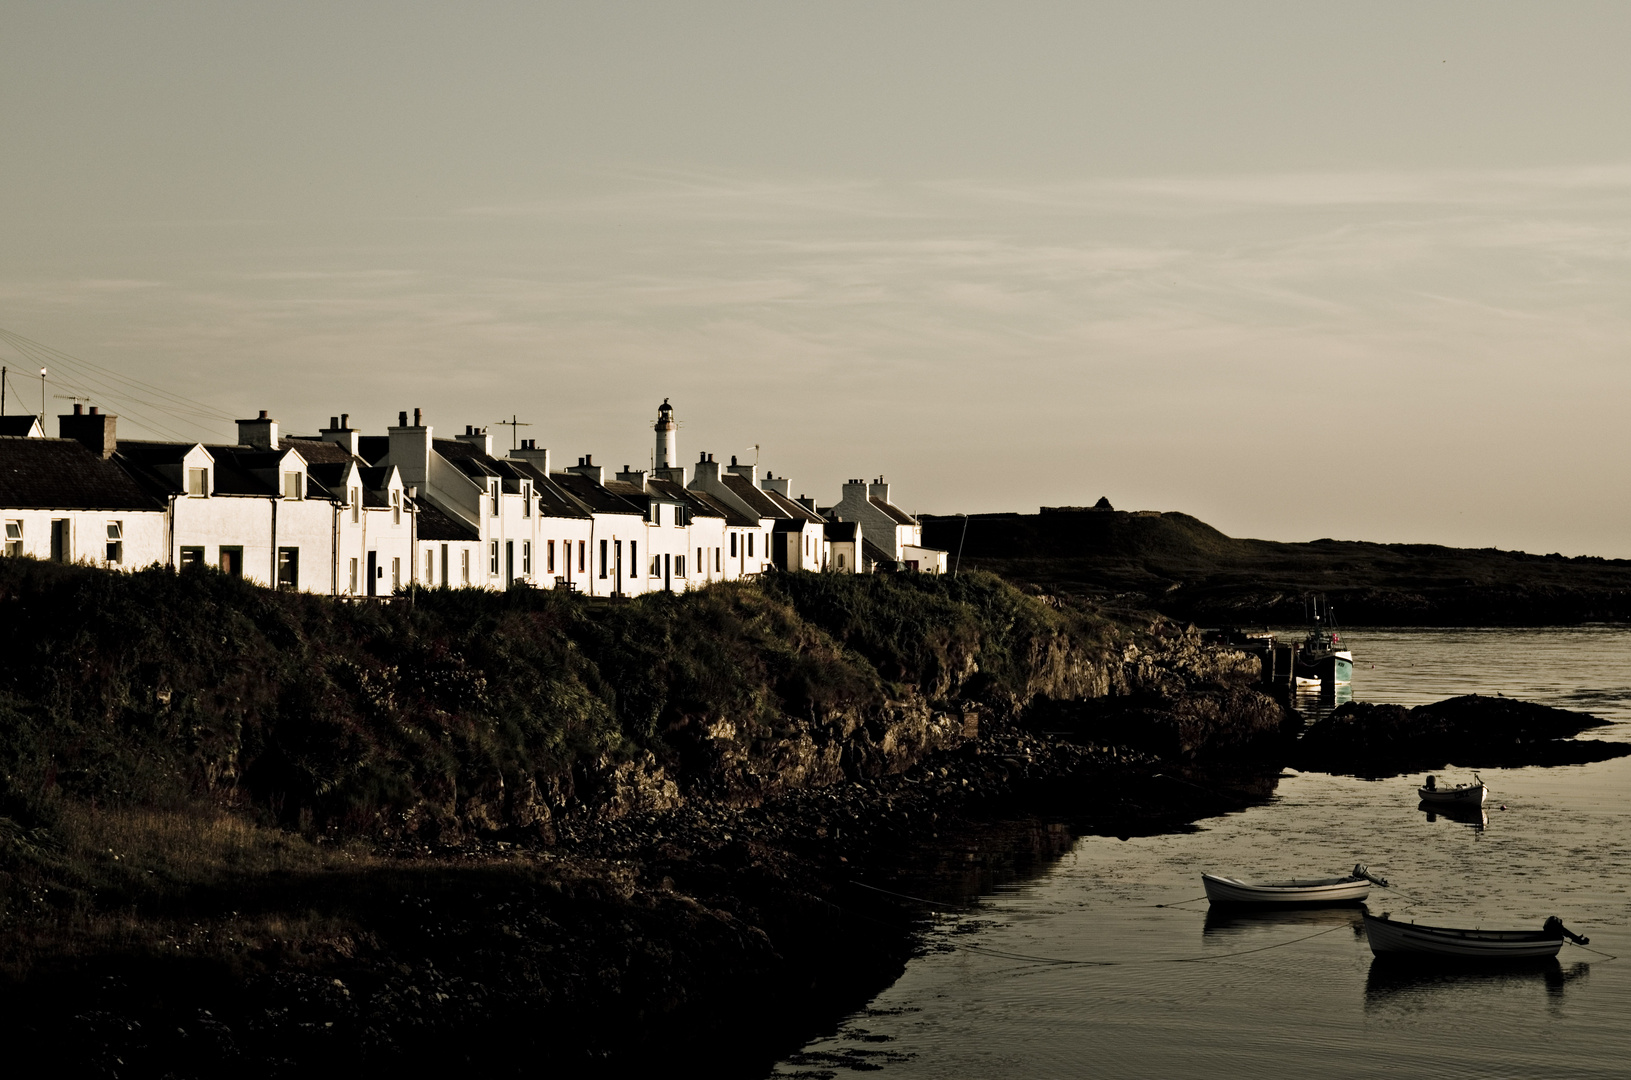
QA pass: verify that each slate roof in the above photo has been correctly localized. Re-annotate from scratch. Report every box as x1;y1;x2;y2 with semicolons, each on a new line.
414;496;479;542
0;417;42;437
0;437;159;510
862;537;898;569
550;472;644;516
685;487;759;528
647;478;726;520
356;435;390;465
281;437;362;465
762;488;824;523
869;496;918;526
504;460;593;519
721;474;787;519
823;520;858;542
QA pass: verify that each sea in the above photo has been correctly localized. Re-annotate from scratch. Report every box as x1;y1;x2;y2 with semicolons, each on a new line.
770;627;1631;1079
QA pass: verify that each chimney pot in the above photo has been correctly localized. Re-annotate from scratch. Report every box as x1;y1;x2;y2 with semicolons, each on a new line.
330;416;339;429
89;406;99;415
585;453;593;465
414;408;422;426
731;455;738;466
399;411;408;427
341;412;349;428
259;410;268;420
73;403;83;415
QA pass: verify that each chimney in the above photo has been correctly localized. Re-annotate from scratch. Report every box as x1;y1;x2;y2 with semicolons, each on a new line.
615;465;649;491
237;409;279;451
868;476;891;506
59;407;119;459
797;495;816;511
690;452;723;490
566;453;604;485
760;470;790;498
387;407;432;488
454;424;493;456
509;438;551;475
726;455;757;485
320;412;360;456
842;478;869;506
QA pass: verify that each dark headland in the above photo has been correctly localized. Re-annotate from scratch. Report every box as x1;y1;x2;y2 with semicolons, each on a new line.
0;528;1625;1076
922;506;1631;625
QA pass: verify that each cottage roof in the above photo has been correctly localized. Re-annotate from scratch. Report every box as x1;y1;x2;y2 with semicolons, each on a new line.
0;417;42;438
549;471;644;516
503;460;594;519
862;537;898;569
0;437;158;511
647;478;725;518
762;488;824;523
868;496;918;526
414;496;479;542
721;474;786;519
685;488;759;528
281;437;361;465
823;520;858;542
356;435;390;465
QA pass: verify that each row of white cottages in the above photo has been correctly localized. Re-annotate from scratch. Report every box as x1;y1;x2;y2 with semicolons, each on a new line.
0;400;946;596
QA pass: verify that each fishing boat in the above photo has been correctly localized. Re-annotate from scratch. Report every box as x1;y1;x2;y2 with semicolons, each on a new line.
1364;911;1588;960
1201;863;1388;906
1292;598;1353;686
1418;774;1487;807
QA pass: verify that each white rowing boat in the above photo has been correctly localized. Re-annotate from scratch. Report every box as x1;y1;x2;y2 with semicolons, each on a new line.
1418;774;1486;807
1202;863;1387;906
1363;911;1588;960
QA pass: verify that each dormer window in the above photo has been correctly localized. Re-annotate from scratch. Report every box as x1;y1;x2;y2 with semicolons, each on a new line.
522;483;532;518
489;481;500;517
392;489;401;526
187;467;208;496
283;471;302;500
350;487;360;523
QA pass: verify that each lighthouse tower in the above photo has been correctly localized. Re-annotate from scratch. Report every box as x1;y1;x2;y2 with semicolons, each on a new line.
652;398;686;483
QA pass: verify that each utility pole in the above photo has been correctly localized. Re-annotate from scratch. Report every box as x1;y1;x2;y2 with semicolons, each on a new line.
495;414;531;452
2;365;7;415
39;367;47;423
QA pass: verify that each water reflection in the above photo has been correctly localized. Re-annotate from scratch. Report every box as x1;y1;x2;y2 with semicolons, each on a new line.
1418;802;1489;831
1293;681;1353;722
1364;958;1590;1014
1202;904;1365;939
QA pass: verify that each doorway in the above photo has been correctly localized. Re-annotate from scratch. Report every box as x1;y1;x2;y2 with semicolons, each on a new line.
366;550;377;596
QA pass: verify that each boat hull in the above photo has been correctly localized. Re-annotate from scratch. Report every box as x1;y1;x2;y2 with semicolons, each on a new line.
1418;784;1487;806
1363;912;1564;960
1202;873;1371;906
1293;650;1354;686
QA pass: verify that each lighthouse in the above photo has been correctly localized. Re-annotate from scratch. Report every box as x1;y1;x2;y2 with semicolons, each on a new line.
653;398;686;483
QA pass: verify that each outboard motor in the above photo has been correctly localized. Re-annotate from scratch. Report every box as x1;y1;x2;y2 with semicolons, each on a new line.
1425;775;1437;790
1354;863;1390;887
1544;916;1590;945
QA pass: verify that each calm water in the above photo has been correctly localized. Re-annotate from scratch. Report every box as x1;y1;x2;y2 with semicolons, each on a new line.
772;628;1631;1078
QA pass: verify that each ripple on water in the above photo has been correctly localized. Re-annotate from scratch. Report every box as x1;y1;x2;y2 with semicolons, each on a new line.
770;629;1631;1079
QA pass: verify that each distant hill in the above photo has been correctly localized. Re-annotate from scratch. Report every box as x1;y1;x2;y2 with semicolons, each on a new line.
920;509;1631;625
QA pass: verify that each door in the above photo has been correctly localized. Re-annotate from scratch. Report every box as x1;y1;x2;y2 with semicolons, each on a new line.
505;540;514;588
50;519;69;563
664;552;671;592
366;551;377;596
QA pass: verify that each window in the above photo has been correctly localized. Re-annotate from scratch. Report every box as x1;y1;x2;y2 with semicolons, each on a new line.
283;472;302;500
650;555;660;578
391;557;401;592
748;533;755;558
349;557;359;593
277;547;299;590
696;547;702;573
106;521;124;564
677;555;686;577
179;546;204;570
522;484;532;518
351;488;360;523
599;539;608;579
578;539;586;573
490;481;500;517
219;546;243;578
461;549;470;584
522;541;531;575
547;539;555;573
715;547;721;572
3;520;20;558
425;550;434;583
392;489;401;526
730;533;737;557
187;467;208;496
441;544;448;585
630;541;638;578
838;553;847;569
489;540;499;575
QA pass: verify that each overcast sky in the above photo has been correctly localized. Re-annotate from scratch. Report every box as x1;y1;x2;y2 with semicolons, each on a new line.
4;2;1631;554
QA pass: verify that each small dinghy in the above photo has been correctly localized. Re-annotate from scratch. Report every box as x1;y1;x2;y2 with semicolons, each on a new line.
1202;863;1388;906
1364;911;1589;960
1418;774;1486;807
